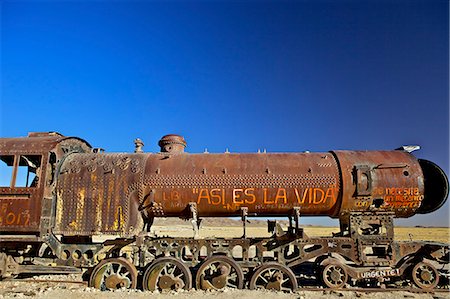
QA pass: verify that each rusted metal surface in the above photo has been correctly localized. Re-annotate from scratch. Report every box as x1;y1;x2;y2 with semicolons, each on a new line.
141;152;340;218
142;256;192;291
158;134;187;153
88;257;138;290
53;153;147;236
0;132;91;233
50;134;448;237
333;151;426;218
0;132;449;292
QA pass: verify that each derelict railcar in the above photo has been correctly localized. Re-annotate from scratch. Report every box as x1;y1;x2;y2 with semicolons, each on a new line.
0;132;448;291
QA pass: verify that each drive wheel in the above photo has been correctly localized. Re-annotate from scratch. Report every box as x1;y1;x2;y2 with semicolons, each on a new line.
322;262;347;289
411;262;439;289
195;256;244;290
89;257;138;290
249;262;298;292
143;257;192;291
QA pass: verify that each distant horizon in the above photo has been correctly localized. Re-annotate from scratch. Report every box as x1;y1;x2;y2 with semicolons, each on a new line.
153;216;450;228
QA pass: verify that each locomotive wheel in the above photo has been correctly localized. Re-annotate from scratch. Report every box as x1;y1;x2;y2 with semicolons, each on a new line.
143;257;192;291
89;257;138;290
411;262;439;289
322;262;348;289
249;262;298;292
195;256;244;290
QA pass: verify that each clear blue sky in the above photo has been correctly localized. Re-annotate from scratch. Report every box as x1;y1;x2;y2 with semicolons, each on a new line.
1;0;448;226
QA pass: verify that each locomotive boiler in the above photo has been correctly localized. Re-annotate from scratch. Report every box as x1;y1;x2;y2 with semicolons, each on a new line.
0;132;448;292
52;134;448;237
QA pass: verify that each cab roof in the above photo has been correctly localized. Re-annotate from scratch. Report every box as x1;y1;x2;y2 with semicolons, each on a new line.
0;132;92;155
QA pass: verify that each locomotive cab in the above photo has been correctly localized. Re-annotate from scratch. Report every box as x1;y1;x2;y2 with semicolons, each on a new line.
0;132;91;235
0;140;50;233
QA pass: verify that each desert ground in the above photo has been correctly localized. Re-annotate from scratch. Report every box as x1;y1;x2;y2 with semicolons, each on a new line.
151;218;450;243
0;219;448;299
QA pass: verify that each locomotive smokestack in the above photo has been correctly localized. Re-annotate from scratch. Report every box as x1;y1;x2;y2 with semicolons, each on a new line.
158;134;187;153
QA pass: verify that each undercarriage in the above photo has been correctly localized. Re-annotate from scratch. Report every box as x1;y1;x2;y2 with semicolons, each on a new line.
1;212;448;292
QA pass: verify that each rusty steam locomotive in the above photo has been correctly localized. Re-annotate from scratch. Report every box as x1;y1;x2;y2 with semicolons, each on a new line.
0;132;448;291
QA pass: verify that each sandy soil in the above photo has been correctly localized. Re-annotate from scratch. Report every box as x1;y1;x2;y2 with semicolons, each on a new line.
151;218;450;243
0;276;448;299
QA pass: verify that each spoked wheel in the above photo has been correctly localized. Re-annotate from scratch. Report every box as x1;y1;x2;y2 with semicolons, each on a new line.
411;262;439;289
89;257;138;290
143;257;192;292
195;256;244;290
322;262;348;289
249;262;298;292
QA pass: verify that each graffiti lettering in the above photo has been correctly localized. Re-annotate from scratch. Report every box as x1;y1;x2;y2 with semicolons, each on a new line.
355;200;371;207
162;190;180;201
294;187;337;205
210;189;224;205
263;188;272;204
275;188;287;204
196;189;211;204
359;268;400;279
372;187;424;209
232;188;256;205
193;187;337;207
0;203;30;226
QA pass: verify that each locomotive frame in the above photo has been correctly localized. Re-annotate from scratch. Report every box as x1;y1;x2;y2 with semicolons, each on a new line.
0;132;448;292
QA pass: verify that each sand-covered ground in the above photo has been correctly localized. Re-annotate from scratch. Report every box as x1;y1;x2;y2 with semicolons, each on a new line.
0;274;448;299
151;218;450;243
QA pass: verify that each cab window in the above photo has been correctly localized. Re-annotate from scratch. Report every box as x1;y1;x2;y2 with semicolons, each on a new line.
0;155;42;188
0;155;14;187
16;155;42;187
